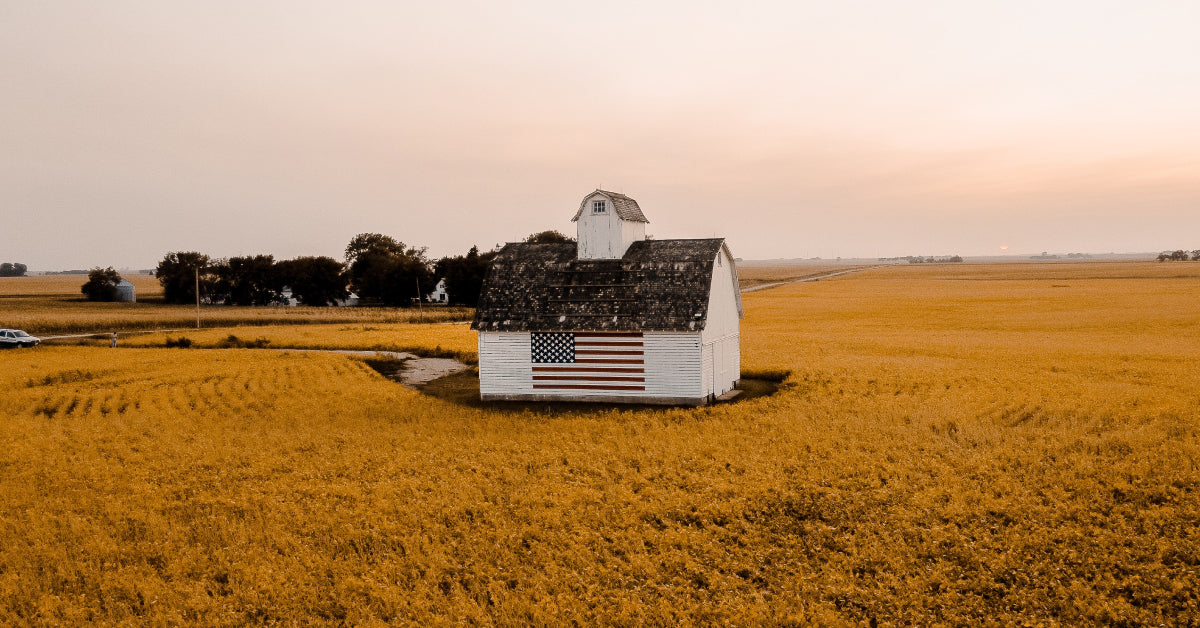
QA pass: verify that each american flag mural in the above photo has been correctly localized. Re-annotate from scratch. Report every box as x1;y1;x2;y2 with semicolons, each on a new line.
530;331;645;391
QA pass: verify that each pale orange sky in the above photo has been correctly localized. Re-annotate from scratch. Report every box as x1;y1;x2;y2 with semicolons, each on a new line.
3;1;1199;269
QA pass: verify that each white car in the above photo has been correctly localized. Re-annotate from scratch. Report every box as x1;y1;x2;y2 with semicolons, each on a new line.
0;329;41;348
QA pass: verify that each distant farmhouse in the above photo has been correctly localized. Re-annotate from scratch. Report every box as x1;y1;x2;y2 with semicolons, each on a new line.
472;189;742;405
427;278;448;303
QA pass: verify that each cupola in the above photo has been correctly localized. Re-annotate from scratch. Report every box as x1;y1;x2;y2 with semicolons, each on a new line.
571;189;648;259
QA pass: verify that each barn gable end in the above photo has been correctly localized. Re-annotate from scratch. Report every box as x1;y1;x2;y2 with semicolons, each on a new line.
700;243;741;398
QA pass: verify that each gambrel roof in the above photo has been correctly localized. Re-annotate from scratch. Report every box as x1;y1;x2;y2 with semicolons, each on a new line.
472;239;735;332
570;189;649;223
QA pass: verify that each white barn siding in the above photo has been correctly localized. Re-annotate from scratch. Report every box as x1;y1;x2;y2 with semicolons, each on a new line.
478;332;533;397
701;342;714;397
700;245;742;397
576;192;645;259
479;331;704;404
643;333;702;399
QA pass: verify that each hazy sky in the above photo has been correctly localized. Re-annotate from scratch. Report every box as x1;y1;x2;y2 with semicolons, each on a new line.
3;1;1199;270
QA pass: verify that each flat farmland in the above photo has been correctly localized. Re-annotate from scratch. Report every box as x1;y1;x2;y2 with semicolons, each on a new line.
0;273;163;297
0;275;471;335
1;261;1198;624
736;261;870;289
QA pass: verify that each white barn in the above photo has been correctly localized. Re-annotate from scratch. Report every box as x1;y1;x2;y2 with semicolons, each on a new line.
472;189;742;405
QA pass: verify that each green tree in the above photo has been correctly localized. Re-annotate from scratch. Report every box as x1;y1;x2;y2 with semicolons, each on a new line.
344;234;433;306
277;256;349;306
0;262;28;277
211;255;284;306
156;251;211;304
435;245;497;307
80;267;122;302
525;230;574;243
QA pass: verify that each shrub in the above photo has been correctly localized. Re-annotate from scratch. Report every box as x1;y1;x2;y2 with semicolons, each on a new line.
217;334;271;349
80;267;122;302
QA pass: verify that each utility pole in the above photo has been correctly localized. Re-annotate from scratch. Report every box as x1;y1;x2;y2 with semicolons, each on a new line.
195;266;200;329
415;277;422;310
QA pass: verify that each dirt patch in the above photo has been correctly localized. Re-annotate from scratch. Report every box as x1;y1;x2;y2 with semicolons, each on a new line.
288;349;471;390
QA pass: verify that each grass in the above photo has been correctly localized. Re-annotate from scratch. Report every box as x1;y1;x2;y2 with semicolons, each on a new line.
1;261;1198;624
120;323;479;364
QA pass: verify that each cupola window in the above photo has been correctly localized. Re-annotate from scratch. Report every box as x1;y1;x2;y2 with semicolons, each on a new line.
592;200;606;214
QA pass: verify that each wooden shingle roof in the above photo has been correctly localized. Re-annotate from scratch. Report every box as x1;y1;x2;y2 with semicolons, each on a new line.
570;190;649;223
472;239;727;332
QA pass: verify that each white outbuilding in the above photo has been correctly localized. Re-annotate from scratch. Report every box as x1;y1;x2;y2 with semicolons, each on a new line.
427;278;448;303
115;278;136;303
472;189;742;405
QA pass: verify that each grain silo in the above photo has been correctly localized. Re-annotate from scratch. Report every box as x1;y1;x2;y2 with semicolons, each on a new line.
115;278;136;303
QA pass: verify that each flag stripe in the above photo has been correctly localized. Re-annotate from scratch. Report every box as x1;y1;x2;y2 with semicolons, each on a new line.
533;384;646;391
533;366;643;373
531;331;646;392
533;375;645;382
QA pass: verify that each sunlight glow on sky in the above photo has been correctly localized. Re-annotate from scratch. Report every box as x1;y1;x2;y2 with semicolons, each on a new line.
2;1;1199;269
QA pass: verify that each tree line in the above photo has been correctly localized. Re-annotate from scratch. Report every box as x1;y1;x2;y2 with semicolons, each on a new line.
150;230;572;307
904;255;964;264
1156;250;1200;262
0;262;28;277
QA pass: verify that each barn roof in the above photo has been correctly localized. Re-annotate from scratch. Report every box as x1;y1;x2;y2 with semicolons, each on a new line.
570;190;649;223
472;238;729;332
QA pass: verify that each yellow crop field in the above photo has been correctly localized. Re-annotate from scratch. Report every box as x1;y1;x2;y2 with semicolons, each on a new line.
0;273;163;297
122;322;479;362
1;261;1198;624
736;262;868;288
1;298;472;337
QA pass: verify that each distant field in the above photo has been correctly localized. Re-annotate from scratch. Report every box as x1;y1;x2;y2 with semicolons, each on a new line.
0;273;163;297
1;261;1198;624
0;274;471;335
0;300;472;336
121;322;478;363
736;261;874;288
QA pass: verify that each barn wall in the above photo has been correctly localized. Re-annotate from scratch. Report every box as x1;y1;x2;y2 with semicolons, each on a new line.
700;246;741;396
701;341;714;397
644;333;702;398
478;331;533;396
621;219;646;252
478;331;703;402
